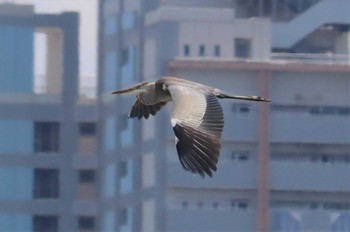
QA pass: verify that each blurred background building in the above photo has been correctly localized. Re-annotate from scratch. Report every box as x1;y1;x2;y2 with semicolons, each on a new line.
98;0;350;231
0;0;349;231
0;3;98;232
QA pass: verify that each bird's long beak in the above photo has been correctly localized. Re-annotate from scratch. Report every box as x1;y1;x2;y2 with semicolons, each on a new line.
111;81;149;94
111;87;138;94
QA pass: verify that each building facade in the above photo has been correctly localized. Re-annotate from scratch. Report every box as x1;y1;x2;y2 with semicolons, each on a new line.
98;0;350;231
0;4;97;232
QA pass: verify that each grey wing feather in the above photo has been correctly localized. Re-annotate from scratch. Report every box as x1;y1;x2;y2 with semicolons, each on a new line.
168;85;224;178
129;97;167;119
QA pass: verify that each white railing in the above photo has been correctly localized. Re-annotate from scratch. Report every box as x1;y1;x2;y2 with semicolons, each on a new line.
271;52;350;64
175;53;350;64
34;75;97;99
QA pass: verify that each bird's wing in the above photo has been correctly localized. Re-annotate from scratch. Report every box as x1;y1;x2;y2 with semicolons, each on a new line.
168;85;224;177
129;96;167;120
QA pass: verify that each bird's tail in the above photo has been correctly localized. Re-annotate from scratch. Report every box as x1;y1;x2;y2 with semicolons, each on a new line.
215;90;271;102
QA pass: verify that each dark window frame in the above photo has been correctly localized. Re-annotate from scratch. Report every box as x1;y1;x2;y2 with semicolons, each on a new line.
79;122;96;136
33;215;58;232
214;45;220;57
199;44;205;56
34;122;60;153
184;44;190;56
33;169;59;199
234;38;251;58
78;169;96;183
78;216;95;230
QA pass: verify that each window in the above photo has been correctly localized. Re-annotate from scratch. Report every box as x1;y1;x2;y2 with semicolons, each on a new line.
120;208;127;225
78;216;95;231
310;106;336;115
33;169;59;199
182;201;188;209
338;107;350;115
239;105;250;113
78;122;97;154
232;103;251;113
33;215;58;232
183;44;190;56
238;154;249;161
199;45;205;56
121;11;136;30
232;151;250;161
310;202;319;210
105;16;118;35
79;123;96;136
34;122;59;152
235;38;251;58
214;45;220;57
321;155;329;163
79;170;95;183
238;202;248;209
121;48;129;66
119;161;128;177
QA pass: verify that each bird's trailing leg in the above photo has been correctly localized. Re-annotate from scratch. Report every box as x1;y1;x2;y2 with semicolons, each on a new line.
215;90;271;102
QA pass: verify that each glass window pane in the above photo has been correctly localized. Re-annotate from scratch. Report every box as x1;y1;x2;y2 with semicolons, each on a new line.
33;169;59;199
199;44;205;56
121;12;136;30
103;52;117;92
104;117;116;151
121;46;137;88
78;170;95;183
103;211;115;231
78;216;95;230
104;165;116;198
34;122;60;153
105;16;118;35
120;159;133;194
184;44;190;56
214;45;220;57
235;38;251;58
33;215;58;232
79;122;96;136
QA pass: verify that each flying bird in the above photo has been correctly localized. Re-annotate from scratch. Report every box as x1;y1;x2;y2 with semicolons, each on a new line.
112;77;270;177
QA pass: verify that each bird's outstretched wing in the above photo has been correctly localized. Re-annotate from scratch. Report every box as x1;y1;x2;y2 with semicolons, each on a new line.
129;96;167;119
168;85;224;177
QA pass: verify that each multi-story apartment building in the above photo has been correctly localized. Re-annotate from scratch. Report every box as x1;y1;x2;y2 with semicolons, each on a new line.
0;4;97;231
98;0;350;231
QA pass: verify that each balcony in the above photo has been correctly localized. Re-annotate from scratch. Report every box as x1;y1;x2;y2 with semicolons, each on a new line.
145;6;235;26
166;209;256;232
271;52;350;64
0;92;61;104
270;111;350;143
271;210;350;231
270;161;350;191
166;158;256;189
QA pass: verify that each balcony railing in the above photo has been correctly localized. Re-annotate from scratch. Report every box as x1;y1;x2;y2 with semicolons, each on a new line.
271;52;350;64
34;75;96;100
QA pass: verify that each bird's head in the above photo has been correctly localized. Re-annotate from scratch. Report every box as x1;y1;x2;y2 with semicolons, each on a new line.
111;81;150;95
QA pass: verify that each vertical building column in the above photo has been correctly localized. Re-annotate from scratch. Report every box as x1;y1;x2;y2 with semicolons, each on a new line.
59;13;79;231
256;69;271;232
45;29;63;94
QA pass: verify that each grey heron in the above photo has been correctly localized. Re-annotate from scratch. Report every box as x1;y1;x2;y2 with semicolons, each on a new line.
112;77;270;178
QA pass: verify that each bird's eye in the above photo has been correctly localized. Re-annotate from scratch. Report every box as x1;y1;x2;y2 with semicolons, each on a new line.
162;84;167;91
